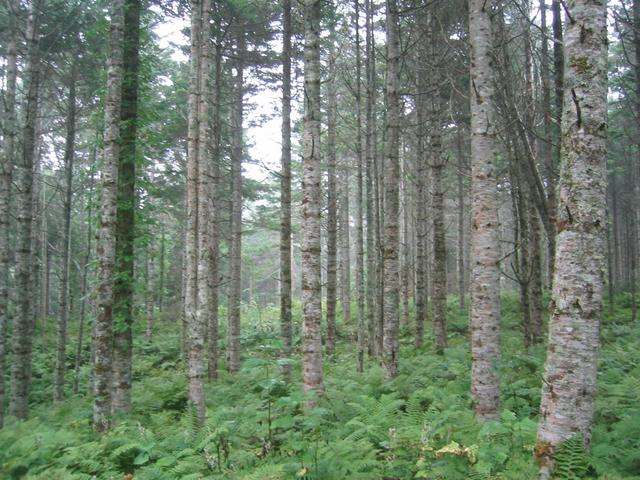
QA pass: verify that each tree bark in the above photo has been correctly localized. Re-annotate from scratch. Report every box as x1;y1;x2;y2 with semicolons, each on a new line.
93;0;123;431
112;0;141;416
536;2;608;477
227;28;245;374
208;19;223;382
0;0;18;427
55;64;77;402
280;0;293;379
9;0;41;421
468;0;501;421
301;0;324;406
326;35;338;357
382;0;401;379
145;241;156;342
74;160;96;395
354;0;365;372
185;0;212;425
365;0;377;358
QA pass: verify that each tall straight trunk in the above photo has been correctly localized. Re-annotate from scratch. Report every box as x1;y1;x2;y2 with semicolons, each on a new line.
112;0;141;416
547;0;564;286
415;68;428;349
227;29;244;374
630;0;640;321
326;38;338;356
94;0;124;431
540;0;554;207
400;152;410;329
194;0;214;391
9;0;41;420
0;0;18;427
382;0;401;379
55;66;77;402
145;241;156;342
301;0;324;405
354;0;365;372
468;0;501;421
431;156;447;353
429;26;447;352
40;180;49;345
456;130;466;310
185;0;212;424
610;176;620;291
528;202;544;343
606;201;615;314
365;0;377;358
157;226;166;313
208;22;223;382
338;170;351;328
74;163;96;394
280;0;293;378
536;2;608;477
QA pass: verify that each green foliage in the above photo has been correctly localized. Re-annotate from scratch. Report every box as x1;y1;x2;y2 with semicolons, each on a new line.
1;294;639;479
553;435;590;480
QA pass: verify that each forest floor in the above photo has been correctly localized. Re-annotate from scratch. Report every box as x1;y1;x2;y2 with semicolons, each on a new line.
1;293;639;479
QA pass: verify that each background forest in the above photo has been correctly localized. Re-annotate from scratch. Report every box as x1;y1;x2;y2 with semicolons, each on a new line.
0;0;637;479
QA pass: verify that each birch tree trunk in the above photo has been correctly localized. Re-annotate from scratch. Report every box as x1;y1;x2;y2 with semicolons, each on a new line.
301;0;324;405
468;0;501;421
382;0;401;379
93;0;124;432
55;65;77;402
536;2;608;477
0;0;18;427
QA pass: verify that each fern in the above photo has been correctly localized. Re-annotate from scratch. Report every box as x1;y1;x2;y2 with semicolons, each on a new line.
553;434;590;480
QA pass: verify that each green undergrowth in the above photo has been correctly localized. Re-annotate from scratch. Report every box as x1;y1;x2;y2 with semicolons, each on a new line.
1;293;639;479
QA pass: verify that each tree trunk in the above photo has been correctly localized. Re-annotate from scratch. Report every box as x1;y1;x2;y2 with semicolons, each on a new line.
9;0;41;421
280;0;293;379
468;0;501;421
185;0;212;425
301;0;324;406
382;0;401;379
145;241;156;342
40;179;49;346
112;0;141;416
326;36;338;357
338;170;351;330
536;2;608;477
227;28;245;374
456;130;466;310
157;226;166;313
55;65;77;402
0;0;18;427
429;29;448;352
74;160;96;395
354;0;365;372
208;20;223;382
93;0;123;431
365;0;377;358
